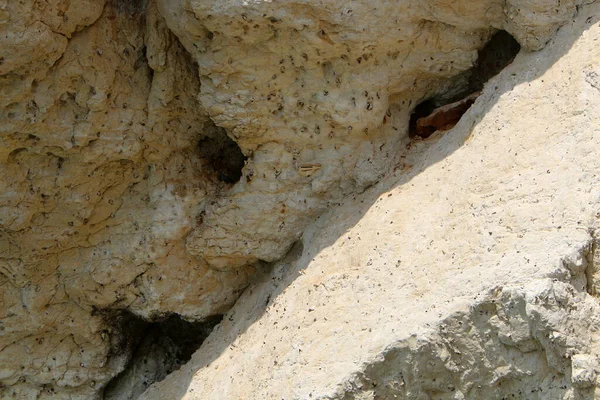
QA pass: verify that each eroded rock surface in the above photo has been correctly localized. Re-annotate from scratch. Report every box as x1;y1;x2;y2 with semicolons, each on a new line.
156;0;588;268
0;0;597;398
1;1;248;397
141;3;600;399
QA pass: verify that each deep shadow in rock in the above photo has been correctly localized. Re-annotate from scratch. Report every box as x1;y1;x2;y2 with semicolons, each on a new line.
197;121;247;184
112;0;149;16
470;30;521;94
103;312;222;400
408;99;437;138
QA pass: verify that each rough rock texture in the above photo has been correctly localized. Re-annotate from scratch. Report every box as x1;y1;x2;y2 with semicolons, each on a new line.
1;1;250;398
156;0;590;269
0;0;599;398
141;3;600;399
103;315;221;400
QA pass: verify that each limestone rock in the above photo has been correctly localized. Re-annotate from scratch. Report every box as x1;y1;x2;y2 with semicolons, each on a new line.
156;0;589;269
571;354;597;389
0;0;598;398
141;4;600;399
0;1;248;397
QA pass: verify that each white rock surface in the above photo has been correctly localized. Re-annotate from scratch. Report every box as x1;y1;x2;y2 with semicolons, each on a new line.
141;3;600;399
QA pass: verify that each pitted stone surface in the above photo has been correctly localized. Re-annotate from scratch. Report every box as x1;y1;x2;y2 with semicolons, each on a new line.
156;0;588;268
141;4;600;399
0;0;597;398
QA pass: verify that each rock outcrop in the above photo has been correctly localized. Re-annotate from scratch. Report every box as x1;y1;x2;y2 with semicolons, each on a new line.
0;0;599;398
156;0;586;269
141;3;600;399
1;1;249;397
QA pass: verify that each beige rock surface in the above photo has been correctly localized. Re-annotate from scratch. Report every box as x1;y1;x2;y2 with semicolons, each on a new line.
141;3;600;399
156;0;590;269
0;0;598;398
1;1;249;398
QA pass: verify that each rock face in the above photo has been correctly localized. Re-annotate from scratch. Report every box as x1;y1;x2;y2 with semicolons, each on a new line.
141;3;600;399
156;0;586;269
0;0;599;398
1;1;250;397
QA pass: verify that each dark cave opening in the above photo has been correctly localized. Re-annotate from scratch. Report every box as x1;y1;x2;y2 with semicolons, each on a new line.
197;122;247;185
408;99;437;139
409;30;521;139
102;311;222;399
112;0;149;15
470;30;522;93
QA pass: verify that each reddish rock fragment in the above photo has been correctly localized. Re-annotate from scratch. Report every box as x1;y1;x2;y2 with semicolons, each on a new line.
412;92;480;139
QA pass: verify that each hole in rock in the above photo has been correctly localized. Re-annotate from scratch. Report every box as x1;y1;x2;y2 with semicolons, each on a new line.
113;0;148;15
409;30;520;139
470;30;521;93
103;311;222;399
409;93;479;139
197;121;247;184
408;100;436;139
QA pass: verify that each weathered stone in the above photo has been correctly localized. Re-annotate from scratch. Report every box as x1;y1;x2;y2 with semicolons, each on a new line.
156;0;589;269
571;354;597;388
0;0;598;398
0;1;249;397
141;3;600;399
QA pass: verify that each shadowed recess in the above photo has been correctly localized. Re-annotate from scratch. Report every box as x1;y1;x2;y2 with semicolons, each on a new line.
112;0;149;15
103;312;222;399
197;122;247;184
409;30;521;139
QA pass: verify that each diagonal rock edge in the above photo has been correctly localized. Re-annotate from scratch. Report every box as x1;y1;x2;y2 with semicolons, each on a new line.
139;3;600;398
128;1;599;396
341;235;600;398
